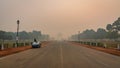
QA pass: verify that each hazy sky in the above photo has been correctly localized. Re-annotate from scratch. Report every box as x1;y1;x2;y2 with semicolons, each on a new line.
0;0;120;39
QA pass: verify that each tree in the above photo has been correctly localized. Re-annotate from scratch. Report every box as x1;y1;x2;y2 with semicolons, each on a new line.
70;34;78;41
81;29;96;39
0;30;13;40
106;17;120;39
0;30;5;40
107;31;119;39
112;17;120;32
29;30;42;40
71;17;120;40
0;30;49;41
106;24;112;31
19;31;30;40
96;28;107;39
106;17;120;32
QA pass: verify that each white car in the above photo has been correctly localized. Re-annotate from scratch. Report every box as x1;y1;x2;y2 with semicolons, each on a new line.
32;42;41;48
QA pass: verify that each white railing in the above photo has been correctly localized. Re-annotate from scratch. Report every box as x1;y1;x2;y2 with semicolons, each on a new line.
73;39;120;50
0;40;32;50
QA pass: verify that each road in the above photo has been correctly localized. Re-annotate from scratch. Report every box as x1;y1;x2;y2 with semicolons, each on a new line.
0;41;120;68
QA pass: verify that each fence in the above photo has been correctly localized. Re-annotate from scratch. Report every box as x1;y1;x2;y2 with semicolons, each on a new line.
75;40;120;50
0;40;32;50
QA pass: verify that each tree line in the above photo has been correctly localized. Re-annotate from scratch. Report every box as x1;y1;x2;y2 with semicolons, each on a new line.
0;30;49;41
70;17;120;40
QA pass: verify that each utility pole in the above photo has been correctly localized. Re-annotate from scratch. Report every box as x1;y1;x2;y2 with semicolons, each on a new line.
16;20;20;47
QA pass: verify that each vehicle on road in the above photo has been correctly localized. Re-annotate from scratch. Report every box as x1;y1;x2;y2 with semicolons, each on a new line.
32;41;41;48
32;38;41;48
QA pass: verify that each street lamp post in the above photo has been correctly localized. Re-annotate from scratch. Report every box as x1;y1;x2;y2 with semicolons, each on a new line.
16;20;20;47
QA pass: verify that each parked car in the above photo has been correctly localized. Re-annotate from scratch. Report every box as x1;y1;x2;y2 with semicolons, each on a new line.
32;41;41;48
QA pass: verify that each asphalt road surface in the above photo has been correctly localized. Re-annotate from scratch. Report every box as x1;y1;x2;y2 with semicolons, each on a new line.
0;41;120;68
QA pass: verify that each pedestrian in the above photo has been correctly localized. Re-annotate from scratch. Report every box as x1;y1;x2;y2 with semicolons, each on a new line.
34;38;37;43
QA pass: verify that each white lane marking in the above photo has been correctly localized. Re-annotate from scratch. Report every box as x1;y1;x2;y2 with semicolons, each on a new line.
60;45;63;68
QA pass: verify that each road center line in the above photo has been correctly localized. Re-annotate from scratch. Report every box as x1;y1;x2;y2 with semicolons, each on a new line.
60;45;63;68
